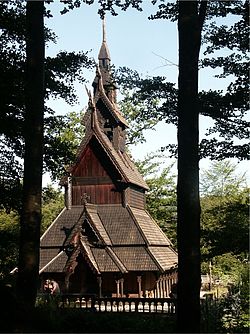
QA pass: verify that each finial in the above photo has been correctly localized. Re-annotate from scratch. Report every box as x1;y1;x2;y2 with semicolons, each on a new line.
102;16;106;43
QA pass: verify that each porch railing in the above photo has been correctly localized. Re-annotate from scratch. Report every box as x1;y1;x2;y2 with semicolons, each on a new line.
37;293;177;314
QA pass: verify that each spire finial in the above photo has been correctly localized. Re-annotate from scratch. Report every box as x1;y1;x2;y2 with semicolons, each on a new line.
98;16;110;61
102;16;106;43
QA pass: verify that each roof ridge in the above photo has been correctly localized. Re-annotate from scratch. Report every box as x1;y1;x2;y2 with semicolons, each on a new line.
40;207;66;241
80;237;100;274
145;247;165;273
105;246;128;273
85;204;112;246
39;250;64;274
95;69;128;126
126;205;149;246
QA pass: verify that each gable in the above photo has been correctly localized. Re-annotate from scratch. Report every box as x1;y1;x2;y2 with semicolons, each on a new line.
72;137;122;184
73;144;111;179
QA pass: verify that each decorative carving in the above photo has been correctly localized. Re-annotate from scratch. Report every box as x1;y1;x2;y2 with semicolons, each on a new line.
81;193;90;206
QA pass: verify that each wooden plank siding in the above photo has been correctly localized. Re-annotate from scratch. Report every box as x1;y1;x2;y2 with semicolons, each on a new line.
125;187;145;209
72;184;122;205
74;146;109;177
71;145;122;205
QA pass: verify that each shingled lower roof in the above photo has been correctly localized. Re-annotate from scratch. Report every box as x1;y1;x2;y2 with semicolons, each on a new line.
128;206;172;246
96;204;145;245
39;249;68;273
148;246;178;272
113;246;160;271
40;206;84;247
40;204;178;275
85;204;112;245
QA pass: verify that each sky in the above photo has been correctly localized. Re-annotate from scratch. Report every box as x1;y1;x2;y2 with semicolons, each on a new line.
43;1;249;186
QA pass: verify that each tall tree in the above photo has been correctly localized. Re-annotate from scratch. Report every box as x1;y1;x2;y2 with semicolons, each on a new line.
114;1;249;161
200;160;249;260
177;1;207;332
16;1;45;309
0;2;93;212
200;160;247;197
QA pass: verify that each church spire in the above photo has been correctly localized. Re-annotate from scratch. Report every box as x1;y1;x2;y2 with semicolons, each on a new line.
92;17;120;108
98;16;111;67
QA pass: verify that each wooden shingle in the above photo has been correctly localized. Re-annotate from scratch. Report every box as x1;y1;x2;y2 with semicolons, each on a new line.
39;249;68;273
113;246;160;271
148;246;178;272
97;205;145;245
40;207;84;247
129;206;172;246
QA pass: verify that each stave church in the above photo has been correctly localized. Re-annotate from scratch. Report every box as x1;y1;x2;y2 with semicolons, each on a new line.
39;20;178;298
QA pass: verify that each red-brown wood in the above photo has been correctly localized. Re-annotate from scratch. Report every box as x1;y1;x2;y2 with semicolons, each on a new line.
71;145;122;205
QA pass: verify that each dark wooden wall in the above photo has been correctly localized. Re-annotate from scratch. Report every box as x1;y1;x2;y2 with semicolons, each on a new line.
72;184;121;205
72;145;122;205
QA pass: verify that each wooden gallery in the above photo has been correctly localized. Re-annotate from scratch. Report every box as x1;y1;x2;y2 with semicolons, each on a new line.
39;23;178;299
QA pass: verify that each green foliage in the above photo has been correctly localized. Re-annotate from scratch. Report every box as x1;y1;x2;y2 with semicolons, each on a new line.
41;185;64;234
201;290;250;333
116;67;177;146
211;253;247;286
200;160;247;196
44;111;85;181
119;91;160;145
0;210;20;283
200;187;249;259
13;307;176;333
0;185;64;283
220;292;250;333
0;168;23;213
200;161;249;259
199;159;249;328
58;0;143;17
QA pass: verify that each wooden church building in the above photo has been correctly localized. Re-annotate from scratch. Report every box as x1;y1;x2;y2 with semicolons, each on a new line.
39;22;178;298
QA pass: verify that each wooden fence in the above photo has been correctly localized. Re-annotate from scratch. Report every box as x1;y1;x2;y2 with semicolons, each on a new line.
37;293;177;314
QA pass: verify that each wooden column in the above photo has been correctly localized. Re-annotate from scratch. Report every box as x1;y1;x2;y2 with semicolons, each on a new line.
116;279;120;297
120;278;124;297
159;277;163;297
156;280;160;298
97;276;102;298
65;274;70;291
137;276;142;297
166;275;170;297
163;275;167;297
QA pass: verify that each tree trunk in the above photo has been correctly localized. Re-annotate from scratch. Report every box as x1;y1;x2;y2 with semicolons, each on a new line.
17;1;44;310
177;1;207;333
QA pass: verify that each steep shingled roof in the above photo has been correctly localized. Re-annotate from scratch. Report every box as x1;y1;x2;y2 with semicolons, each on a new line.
66;124;149;190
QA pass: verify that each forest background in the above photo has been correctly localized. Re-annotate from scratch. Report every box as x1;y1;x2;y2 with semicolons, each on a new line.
0;1;249;333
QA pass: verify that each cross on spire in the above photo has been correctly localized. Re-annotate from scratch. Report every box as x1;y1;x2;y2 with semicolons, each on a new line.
81;193;90;206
